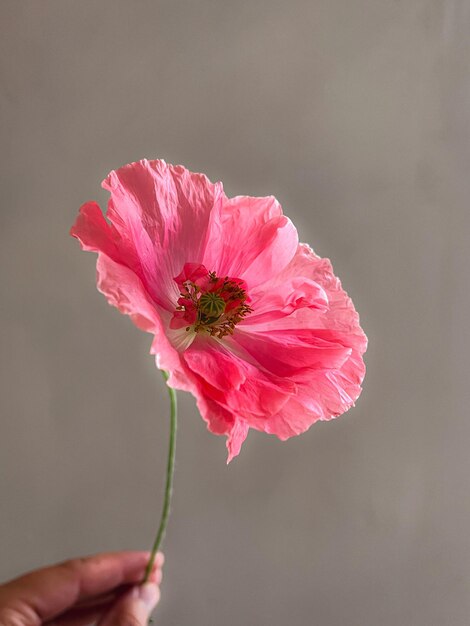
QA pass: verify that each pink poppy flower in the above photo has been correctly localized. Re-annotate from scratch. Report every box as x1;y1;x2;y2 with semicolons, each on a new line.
71;159;367;462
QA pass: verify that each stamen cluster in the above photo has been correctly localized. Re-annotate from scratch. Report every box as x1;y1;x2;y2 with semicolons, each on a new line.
170;264;252;338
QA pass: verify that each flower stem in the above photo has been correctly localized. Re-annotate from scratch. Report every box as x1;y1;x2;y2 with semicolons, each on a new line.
143;370;177;583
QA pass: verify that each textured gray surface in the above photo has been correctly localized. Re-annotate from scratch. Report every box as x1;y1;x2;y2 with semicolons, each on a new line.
1;1;470;625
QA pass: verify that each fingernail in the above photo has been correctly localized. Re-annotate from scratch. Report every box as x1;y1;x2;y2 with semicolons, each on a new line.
138;582;160;610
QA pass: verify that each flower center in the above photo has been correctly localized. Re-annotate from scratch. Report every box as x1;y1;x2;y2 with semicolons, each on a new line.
170;263;252;338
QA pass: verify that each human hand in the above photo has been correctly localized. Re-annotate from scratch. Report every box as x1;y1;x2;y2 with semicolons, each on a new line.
0;551;163;625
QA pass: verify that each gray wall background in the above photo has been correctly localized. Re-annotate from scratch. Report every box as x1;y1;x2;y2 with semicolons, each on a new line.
1;1;469;625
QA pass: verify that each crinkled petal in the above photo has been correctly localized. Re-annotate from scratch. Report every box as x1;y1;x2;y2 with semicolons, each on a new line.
182;336;246;391
242;244;366;340
183;340;295;420
226;420;250;463
267;349;365;440
103;159;224;310
239;244;331;327
234;329;352;377
202;195;298;289
190;392;249;463
96;254;181;373
229;243;367;445
70;202;120;260
239;347;365;443
241;276;328;326
180;338;298;460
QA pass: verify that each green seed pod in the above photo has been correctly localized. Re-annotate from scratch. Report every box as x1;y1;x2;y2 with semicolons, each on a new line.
199;292;226;319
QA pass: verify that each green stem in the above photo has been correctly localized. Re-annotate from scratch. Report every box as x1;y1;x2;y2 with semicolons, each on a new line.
143;370;177;583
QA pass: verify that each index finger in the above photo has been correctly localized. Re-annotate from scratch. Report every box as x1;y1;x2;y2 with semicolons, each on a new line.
0;551;164;624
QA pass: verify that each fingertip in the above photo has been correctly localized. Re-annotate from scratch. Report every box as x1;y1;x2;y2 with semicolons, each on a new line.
98;582;160;625
138;582;160;610
148;566;163;585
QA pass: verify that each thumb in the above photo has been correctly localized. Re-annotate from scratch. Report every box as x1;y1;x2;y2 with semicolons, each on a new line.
98;582;160;626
